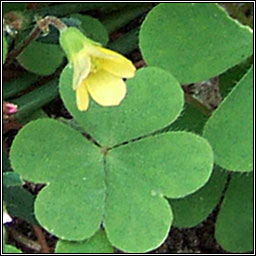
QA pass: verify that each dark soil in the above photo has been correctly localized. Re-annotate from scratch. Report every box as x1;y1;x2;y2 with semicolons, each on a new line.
6;207;228;254
150;214;227;254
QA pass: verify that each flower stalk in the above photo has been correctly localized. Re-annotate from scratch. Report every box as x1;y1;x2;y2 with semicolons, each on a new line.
5;16;66;66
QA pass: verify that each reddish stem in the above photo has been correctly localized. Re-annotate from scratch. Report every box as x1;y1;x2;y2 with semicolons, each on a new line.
32;225;51;253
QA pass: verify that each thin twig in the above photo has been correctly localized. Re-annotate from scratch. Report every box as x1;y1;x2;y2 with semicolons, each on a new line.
5;16;67;66
33;225;51;253
5;26;41;66
134;59;146;69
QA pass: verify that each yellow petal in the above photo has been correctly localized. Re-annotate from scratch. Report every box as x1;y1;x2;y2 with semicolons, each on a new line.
84;41;111;58
76;82;90;111
95;47;136;79
86;70;127;106
72;50;91;90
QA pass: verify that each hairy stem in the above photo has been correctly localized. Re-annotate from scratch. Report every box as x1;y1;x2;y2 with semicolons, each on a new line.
5;16;66;66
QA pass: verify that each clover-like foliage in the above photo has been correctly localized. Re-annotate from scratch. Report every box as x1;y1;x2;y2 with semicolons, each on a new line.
55;229;114;253
10;67;213;252
216;172;253;252
203;67;253;172
139;3;253;84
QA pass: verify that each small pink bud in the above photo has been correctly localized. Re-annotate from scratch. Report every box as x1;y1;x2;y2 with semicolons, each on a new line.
3;102;18;115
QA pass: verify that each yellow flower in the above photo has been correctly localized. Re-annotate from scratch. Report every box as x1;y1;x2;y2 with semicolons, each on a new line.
59;27;136;111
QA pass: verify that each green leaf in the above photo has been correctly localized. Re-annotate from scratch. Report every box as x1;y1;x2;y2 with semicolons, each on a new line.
16;109;49;125
102;5;152;34
170;166;227;228
168;103;208;134
3;172;23;187
70;14;109;46
215;172;253;252
11;65;215;252
10;117;214;252
12;79;58;122
3;3;27;13
104;131;213;252
57;117;87;134
10;64;216;253
55;229;114;253
10;118;105;240
3;148;11;172
59;66;184;147
4;245;22;253
3;34;7;64
3;73;39;100
139;3;253;84
17;41;64;75
108;27;139;55
3;186;38;225
203;67;253;171
219;57;252;98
